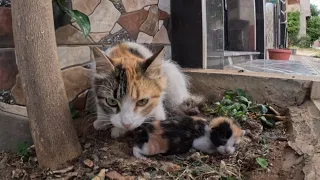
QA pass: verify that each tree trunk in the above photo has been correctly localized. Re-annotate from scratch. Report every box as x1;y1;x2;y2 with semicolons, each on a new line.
11;0;82;169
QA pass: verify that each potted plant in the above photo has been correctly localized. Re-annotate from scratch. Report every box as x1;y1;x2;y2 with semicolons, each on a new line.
268;45;292;60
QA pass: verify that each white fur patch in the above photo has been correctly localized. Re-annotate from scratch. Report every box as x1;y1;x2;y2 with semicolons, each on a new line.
192;125;215;153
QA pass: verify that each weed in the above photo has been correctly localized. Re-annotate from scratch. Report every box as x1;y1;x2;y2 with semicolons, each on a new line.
202;89;275;128
256;158;268;169
16;141;30;161
69;104;80;119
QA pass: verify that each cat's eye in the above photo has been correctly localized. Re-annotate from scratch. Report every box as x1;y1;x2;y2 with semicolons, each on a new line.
106;98;118;107
136;98;149;106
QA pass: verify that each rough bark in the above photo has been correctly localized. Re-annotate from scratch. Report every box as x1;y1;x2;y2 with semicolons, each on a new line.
10;0;82;169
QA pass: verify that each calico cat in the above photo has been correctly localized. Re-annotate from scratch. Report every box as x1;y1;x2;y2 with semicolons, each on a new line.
91;42;190;138
133;116;245;158
132;116;208;158
193;117;245;155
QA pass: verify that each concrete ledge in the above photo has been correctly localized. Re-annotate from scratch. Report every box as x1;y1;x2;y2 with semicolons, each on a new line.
185;69;314;113
0;102;27;117
311;82;320;100
0;110;32;152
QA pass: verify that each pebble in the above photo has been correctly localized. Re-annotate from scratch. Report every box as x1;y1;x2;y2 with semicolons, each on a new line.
84;159;94;168
91;154;99;162
84;143;91;149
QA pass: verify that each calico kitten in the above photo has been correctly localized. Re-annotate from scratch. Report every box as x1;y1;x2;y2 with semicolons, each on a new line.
193;117;245;155
132;116;245;158
91;42;190;138
132;116;208;158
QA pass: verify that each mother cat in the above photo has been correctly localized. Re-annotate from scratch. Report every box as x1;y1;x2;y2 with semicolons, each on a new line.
91;42;191;138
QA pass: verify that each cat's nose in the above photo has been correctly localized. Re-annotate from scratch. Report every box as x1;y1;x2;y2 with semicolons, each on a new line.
122;123;132;129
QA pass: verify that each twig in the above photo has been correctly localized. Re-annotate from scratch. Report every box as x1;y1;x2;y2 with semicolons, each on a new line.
264;114;289;121
267;106;281;116
50;172;78;180
51;166;74;174
175;167;189;180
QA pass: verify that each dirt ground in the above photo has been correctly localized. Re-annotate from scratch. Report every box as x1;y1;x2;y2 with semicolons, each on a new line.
0;108;297;180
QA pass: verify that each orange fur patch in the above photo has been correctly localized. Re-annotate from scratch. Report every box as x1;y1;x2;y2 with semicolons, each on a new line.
146;120;169;155
209;117;243;143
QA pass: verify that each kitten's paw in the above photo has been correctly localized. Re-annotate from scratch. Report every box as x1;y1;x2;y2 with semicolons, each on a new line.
133;146;147;159
225;146;235;155
217;146;226;154
111;127;127;138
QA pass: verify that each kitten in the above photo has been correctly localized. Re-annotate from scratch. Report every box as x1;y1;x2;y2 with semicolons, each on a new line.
91;42;190;138
193;117;245;155
132;116;208;158
132;116;245;158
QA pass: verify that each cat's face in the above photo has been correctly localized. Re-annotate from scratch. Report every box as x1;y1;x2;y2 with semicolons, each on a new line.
92;46;166;130
209;117;245;155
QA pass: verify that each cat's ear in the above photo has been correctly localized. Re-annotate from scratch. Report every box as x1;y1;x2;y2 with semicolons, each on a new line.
142;47;165;79
92;47;114;76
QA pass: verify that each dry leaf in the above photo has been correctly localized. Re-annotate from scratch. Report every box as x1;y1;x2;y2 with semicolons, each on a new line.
106;171;136;180
160;162;181;172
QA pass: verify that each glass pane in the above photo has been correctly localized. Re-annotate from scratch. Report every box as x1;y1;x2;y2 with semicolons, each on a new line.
206;0;225;69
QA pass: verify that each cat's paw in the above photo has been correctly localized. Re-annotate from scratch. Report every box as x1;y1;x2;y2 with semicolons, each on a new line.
111;127;127;138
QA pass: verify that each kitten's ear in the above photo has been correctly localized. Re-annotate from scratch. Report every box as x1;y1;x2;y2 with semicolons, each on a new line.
92;47;114;75
142;47;165;79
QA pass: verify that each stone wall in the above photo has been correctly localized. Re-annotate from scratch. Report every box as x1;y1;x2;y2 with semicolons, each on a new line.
56;0;171;45
0;0;171;110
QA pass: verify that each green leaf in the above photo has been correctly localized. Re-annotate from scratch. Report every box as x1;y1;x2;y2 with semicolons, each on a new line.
259;104;268;114
241;115;248;121
57;1;91;37
259;116;275;128
235;96;251;105
250;104;267;114
65;10;91;37
224;90;235;98
221;99;233;106
236;88;246;97
57;0;65;5
231;109;238;116
224;94;231;99
256;157;268;169
240;103;248;111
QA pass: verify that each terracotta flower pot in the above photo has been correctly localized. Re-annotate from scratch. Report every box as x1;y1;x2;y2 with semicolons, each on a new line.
268;49;292;60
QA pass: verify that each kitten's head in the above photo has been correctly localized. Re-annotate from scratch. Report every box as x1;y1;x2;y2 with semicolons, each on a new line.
209;117;245;155
91;45;166;130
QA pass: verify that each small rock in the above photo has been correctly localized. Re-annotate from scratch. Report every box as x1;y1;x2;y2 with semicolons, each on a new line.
143;172;151;179
100;147;109;152
188;152;201;161
91;154;99;162
30;173;41;179
0;153;8;169
84;143;92;149
11;169;26;179
30;157;38;162
84;159;94;168
106;171;136;180
93;166;100;171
